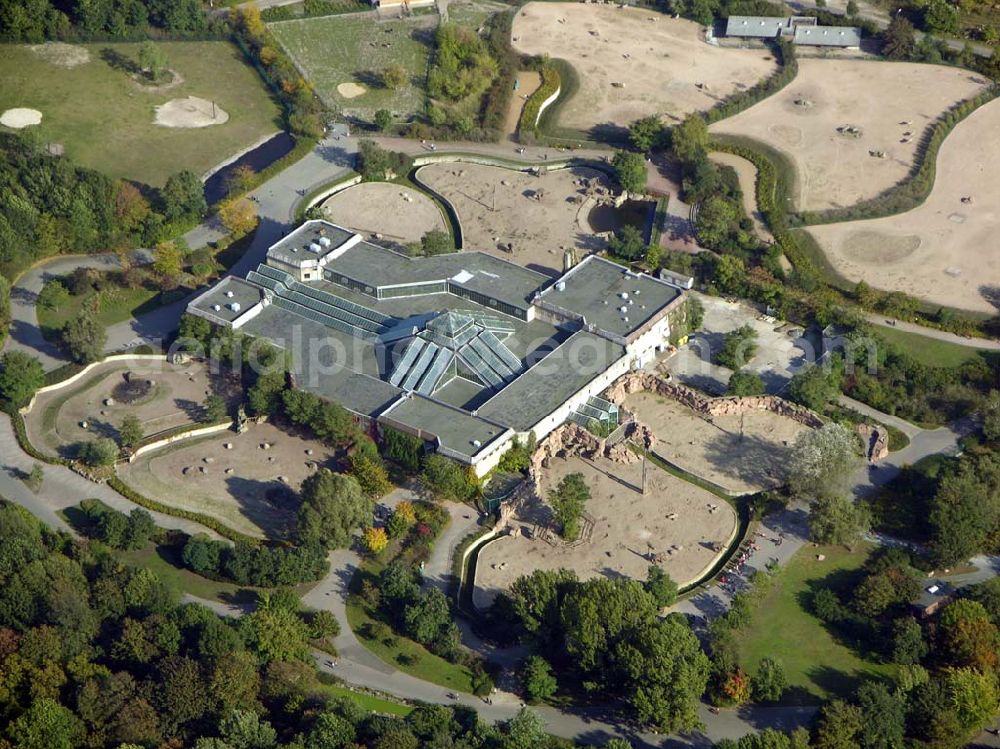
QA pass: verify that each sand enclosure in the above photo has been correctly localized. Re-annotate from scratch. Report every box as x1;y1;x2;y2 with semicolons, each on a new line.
29;42;90;67
417;162;609;275
321;181;447;245
710;59;989;213
26;359;240;460
120;421;334;539
474;454;736;608
512;2;776;134
805;98;1000;314
0;108;42;128
337;82;367;99
624;392;809;494
154;95;229;128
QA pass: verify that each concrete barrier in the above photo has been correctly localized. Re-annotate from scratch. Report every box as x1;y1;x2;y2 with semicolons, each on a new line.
130;421;234;461
535;84;562;127
21;354;169;415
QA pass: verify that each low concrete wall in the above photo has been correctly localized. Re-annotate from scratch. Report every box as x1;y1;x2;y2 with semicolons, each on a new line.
21;354;169;415
303;173;363;213
130;421;233;461
535;84;562;127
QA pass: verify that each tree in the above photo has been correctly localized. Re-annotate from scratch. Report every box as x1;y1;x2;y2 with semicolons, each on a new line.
856;681;906;749
25;462;44;492
137;41;168;82
219;708;277;749
945;666;999;732
351;453;392;498
119;414;144;450
219;198;258;236
628;115;665;153
813;699;863;749
809;494;870;549
422;454;477;502
7;698;85;749
612;150;647;195
924;0;959;34
37;280;69;311
714;254;747;295
225;164;256;197
548;472;590;541
0;350;45;409
882;15;916;59
362;526;389;555
62;310;106;363
845;0;859;13
727;369;765;397
608;224;646;260
204;394;228;423
715;324;758;370
789;423;862;500
928;461;1000;566
938;599;1000;672
520;655;557;702
752;657;787;703
297;469;373;550
153;240;184;286
890;616;928;665
414;228;454;257
787;364;841;411
374;109;393;131
403;588;454;646
672;114;710;163
501;709;547;749
645;565;678;608
239;593;311;664
695;195;740;249
382;63;408;90
506;568;578;645
78;437;120;467
161;171;207;222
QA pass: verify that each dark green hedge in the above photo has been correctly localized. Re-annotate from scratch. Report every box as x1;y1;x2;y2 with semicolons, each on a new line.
518;65;561;141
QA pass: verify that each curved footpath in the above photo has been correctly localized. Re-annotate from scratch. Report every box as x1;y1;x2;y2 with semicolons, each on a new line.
2;134;998;745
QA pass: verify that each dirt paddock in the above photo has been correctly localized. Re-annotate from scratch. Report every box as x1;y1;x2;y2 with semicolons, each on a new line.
154;95;230;128
26;359;240;460
623;391;809;494
710;59;988;213
512;2;776;134
320;182;447;245
119;421;334;539
417;162;610;275
473;454;736;608
805;98;1000;314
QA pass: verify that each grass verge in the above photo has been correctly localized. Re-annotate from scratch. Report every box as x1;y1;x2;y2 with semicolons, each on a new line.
871;325;983;369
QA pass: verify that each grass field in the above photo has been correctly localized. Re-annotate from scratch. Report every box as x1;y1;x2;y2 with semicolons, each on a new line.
872;325;983;369
36;281;170;343
736;544;896;703
447;0;508;28
267;14;436;120
318;683;413;717
0;41;280;186
121;545;258;604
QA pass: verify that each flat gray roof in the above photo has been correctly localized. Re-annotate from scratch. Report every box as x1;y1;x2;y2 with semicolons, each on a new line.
725;15;787;36
380;394;509;459
325;242;549;314
188;276;263;324
535;256;683;340
267;219;355;268
478;330;626;432
794;25;861;45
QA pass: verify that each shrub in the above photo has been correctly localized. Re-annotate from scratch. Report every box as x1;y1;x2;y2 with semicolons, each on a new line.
518;64;560;140
77;438;120;466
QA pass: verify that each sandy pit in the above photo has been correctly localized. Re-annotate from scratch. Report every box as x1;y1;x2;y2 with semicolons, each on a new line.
154;95;229;128
710;59;989;213
119;421;334;539
505;69;542;140
29;42;90;67
337;82;367;99
26;359;241;461
417;162;610;275
1;108;42;128
474;454;736;608
623;392;810;494
512;2;776;136
805;98;1000;314
320;181;447;245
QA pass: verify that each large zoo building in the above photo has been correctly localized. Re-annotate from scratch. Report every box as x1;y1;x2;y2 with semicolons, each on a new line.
188;220;688;475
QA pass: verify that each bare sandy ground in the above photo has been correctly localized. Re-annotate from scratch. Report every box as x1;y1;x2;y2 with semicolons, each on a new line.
154;96;230;128
337;82;366;99
321;182;447;244
512;2;776;133
474;454;736;608
710;59;988;213
120;421;334;539
26;360;239;460
0;108;42;128
417;162;609;275
623;391;809;494
29;42;90;67
805;98;1000;315
505;69;542;141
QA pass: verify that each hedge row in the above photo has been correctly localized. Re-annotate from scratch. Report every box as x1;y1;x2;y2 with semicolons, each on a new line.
9;411;68;466
261;0;367;22
704;40;798;126
107;476;259;546
517;65;561;141
798;86;1000;225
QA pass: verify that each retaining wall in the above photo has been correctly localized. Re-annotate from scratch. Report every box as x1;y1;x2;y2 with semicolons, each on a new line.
21;354;169;415
130;421;234;460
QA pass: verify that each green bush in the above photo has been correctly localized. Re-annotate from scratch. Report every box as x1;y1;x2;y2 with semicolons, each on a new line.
518;65;561;141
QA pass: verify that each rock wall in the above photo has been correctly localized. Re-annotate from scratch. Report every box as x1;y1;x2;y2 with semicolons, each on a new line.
856;423;890;463
603;372;825;429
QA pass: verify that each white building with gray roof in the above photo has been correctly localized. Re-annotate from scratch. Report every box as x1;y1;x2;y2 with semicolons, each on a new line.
725;14;861;48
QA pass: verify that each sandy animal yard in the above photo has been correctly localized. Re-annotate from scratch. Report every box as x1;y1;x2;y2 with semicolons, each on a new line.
26;359;241;460
511;2;776;136
805;97;1000;314
154;96;229;128
710;59;988;213
320;182;447;245
417;162;609;274
119;422;334;539
624;391;810;494
474;454;736;608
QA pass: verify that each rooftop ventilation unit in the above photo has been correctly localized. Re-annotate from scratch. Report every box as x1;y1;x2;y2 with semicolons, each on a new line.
623;316;629;323
555;281;566;291
230;302;241;313
472;439;482;448
308;242;321;253
318;236;332;248
226;290;235;298
212;304;221;311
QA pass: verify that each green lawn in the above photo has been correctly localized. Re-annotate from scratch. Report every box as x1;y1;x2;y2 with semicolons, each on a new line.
0;41;281;186
268;14;436;120
873;325;981;368
120;544;260;605
447;0;508;29
318;683;413;717
37;282;162;343
736;544;896;703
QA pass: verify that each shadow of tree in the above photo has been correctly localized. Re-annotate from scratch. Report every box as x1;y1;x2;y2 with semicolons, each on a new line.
99;47;140;75
700;430;791;490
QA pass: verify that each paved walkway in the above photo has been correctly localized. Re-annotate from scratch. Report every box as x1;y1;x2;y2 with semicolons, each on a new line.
865;314;1000;351
838;394;923;438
